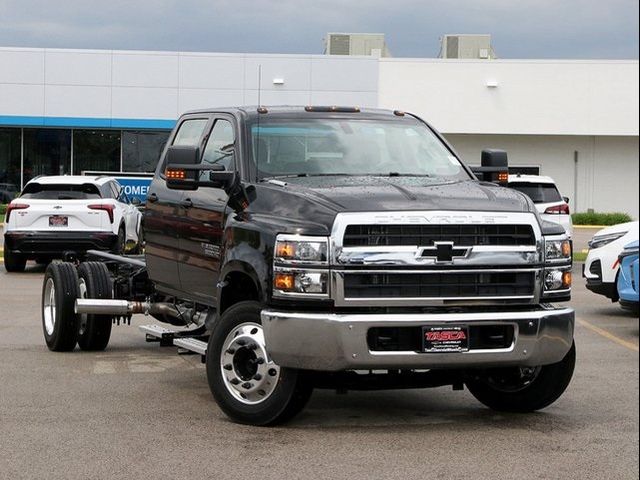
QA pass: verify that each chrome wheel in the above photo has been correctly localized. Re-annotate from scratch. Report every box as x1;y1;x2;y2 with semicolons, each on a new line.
220;322;281;405
77;277;88;335
43;278;56;336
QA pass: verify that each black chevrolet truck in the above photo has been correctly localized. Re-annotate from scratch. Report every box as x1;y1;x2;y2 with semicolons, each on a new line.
41;106;575;425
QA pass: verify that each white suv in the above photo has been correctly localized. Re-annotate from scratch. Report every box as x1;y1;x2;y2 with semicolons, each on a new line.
584;221;639;301
508;174;573;237
3;175;142;272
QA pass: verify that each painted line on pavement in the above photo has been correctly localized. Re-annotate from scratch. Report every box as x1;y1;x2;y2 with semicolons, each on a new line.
577;318;639;352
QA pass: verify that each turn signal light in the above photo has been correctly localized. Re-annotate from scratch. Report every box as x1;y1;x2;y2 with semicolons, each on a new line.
562;271;572;288
165;168;186;180
5;203;29;222
497;172;509;182
561;241;571;257
274;273;295;291
275;242;296;258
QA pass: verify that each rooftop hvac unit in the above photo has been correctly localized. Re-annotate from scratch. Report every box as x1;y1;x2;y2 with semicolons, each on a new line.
440;35;496;59
326;34;351;55
324;33;390;57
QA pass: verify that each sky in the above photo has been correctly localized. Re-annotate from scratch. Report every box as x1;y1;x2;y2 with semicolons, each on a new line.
0;0;638;59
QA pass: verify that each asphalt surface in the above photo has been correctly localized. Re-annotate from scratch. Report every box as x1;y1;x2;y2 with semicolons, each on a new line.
0;261;638;480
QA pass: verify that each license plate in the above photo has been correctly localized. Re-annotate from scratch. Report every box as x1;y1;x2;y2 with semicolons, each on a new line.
49;215;68;227
423;325;469;353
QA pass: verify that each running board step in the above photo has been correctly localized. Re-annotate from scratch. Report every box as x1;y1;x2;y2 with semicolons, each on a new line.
139;324;176;346
173;337;208;356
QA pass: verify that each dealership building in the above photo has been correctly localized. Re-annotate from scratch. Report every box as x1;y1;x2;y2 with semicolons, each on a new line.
0;46;638;217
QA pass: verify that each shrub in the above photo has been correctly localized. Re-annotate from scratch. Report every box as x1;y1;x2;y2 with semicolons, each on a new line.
572;212;633;226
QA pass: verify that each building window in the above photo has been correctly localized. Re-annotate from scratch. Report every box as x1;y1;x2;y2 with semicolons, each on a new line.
23;128;71;184
122;130;170;173
0;128;21;199
73;130;121;174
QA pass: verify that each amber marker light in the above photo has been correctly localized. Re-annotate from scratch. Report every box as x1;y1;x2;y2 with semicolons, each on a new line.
276;242;296;259
562;271;572;288
274;273;295;291
561;241;572;257
165;169;186;179
497;171;509;183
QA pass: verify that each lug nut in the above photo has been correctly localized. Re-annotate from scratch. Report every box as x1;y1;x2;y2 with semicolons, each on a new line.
253;374;262;380
242;382;253;389
223;364;232;371
248;343;258;350
236;339;247;346
226;348;235;355
256;357;265;365
230;378;240;385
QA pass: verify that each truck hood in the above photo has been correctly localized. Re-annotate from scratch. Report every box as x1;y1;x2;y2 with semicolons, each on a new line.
249;176;534;235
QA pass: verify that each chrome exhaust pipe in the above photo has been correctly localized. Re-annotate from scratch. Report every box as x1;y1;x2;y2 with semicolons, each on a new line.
75;299;189;318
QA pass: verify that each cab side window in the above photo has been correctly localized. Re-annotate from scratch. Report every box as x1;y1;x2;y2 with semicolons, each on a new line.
201;119;235;172
172;119;208;146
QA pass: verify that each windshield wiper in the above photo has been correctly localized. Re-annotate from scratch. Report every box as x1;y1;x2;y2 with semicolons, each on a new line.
380;172;432;177
260;173;352;181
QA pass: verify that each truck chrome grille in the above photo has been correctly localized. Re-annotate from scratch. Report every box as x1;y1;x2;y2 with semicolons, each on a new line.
343;271;536;299
343;224;535;247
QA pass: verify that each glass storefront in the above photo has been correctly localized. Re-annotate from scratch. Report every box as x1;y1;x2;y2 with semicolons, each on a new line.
23;128;72;184
122;131;170;173
73;130;121;174
0;127;172;197
0;128;21;201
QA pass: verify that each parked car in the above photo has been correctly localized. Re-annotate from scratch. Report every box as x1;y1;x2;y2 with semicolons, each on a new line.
508;174;573;237
3;175;142;272
0;182;18;203
584;221;639;301
617;240;639;313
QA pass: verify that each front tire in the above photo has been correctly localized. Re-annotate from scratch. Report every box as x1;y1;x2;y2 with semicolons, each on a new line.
4;249;26;272
206;301;313;426
77;262;113;351
42;262;80;351
465;342;576;412
114;226;126;254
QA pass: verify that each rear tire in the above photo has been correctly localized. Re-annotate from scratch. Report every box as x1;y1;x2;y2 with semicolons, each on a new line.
114;226;126;254
206;301;313;426
465;342;576;412
77;262;113;351
4;249;26;272
42;262;80;351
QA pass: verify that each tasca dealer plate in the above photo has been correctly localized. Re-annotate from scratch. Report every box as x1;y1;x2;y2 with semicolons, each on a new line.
423;325;469;353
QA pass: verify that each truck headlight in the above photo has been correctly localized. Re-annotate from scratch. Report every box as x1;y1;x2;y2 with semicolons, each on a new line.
275;235;328;264
545;239;571;261
544;269;571;290
274;271;328;295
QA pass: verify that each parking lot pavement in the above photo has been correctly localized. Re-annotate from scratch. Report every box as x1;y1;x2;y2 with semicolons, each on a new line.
0;264;637;480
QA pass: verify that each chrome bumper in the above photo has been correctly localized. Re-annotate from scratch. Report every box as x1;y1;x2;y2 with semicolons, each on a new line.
261;306;574;371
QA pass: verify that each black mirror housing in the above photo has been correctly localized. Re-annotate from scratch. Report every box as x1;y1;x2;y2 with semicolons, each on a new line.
470;149;509;186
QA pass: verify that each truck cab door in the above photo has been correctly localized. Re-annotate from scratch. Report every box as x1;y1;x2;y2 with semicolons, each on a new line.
177;116;237;304
144;115;211;295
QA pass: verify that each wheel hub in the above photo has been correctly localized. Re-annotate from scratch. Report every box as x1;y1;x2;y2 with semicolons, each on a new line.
43;278;56;336
220;323;281;405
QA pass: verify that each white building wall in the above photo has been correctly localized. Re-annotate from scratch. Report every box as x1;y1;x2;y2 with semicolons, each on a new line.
446;134;639;219
379;59;639;136
0;47;379;123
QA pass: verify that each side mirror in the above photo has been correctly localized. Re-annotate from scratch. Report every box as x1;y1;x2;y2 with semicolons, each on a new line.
131;197;142;206
470;149;509;186
165;145;200;190
563;196;570;204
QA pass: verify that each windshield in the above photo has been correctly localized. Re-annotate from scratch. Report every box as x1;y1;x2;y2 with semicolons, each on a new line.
250;118;470;180
509;182;562;204
21;183;102;200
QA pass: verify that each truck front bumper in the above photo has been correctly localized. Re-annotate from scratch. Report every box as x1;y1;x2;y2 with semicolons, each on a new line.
261;306;574;371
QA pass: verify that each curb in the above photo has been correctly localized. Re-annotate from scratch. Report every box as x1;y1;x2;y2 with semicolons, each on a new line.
573;225;607;229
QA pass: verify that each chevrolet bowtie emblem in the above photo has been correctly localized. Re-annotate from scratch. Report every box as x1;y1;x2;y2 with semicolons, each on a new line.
417;241;471;263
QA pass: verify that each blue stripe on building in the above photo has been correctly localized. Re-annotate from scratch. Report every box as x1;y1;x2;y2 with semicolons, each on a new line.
0;115;176;130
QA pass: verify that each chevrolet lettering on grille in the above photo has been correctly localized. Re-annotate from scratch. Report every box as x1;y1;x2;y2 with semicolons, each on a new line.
417;241;472;263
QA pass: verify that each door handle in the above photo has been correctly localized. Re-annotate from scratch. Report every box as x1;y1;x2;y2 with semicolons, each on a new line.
147;193;158;203
180;198;193;209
